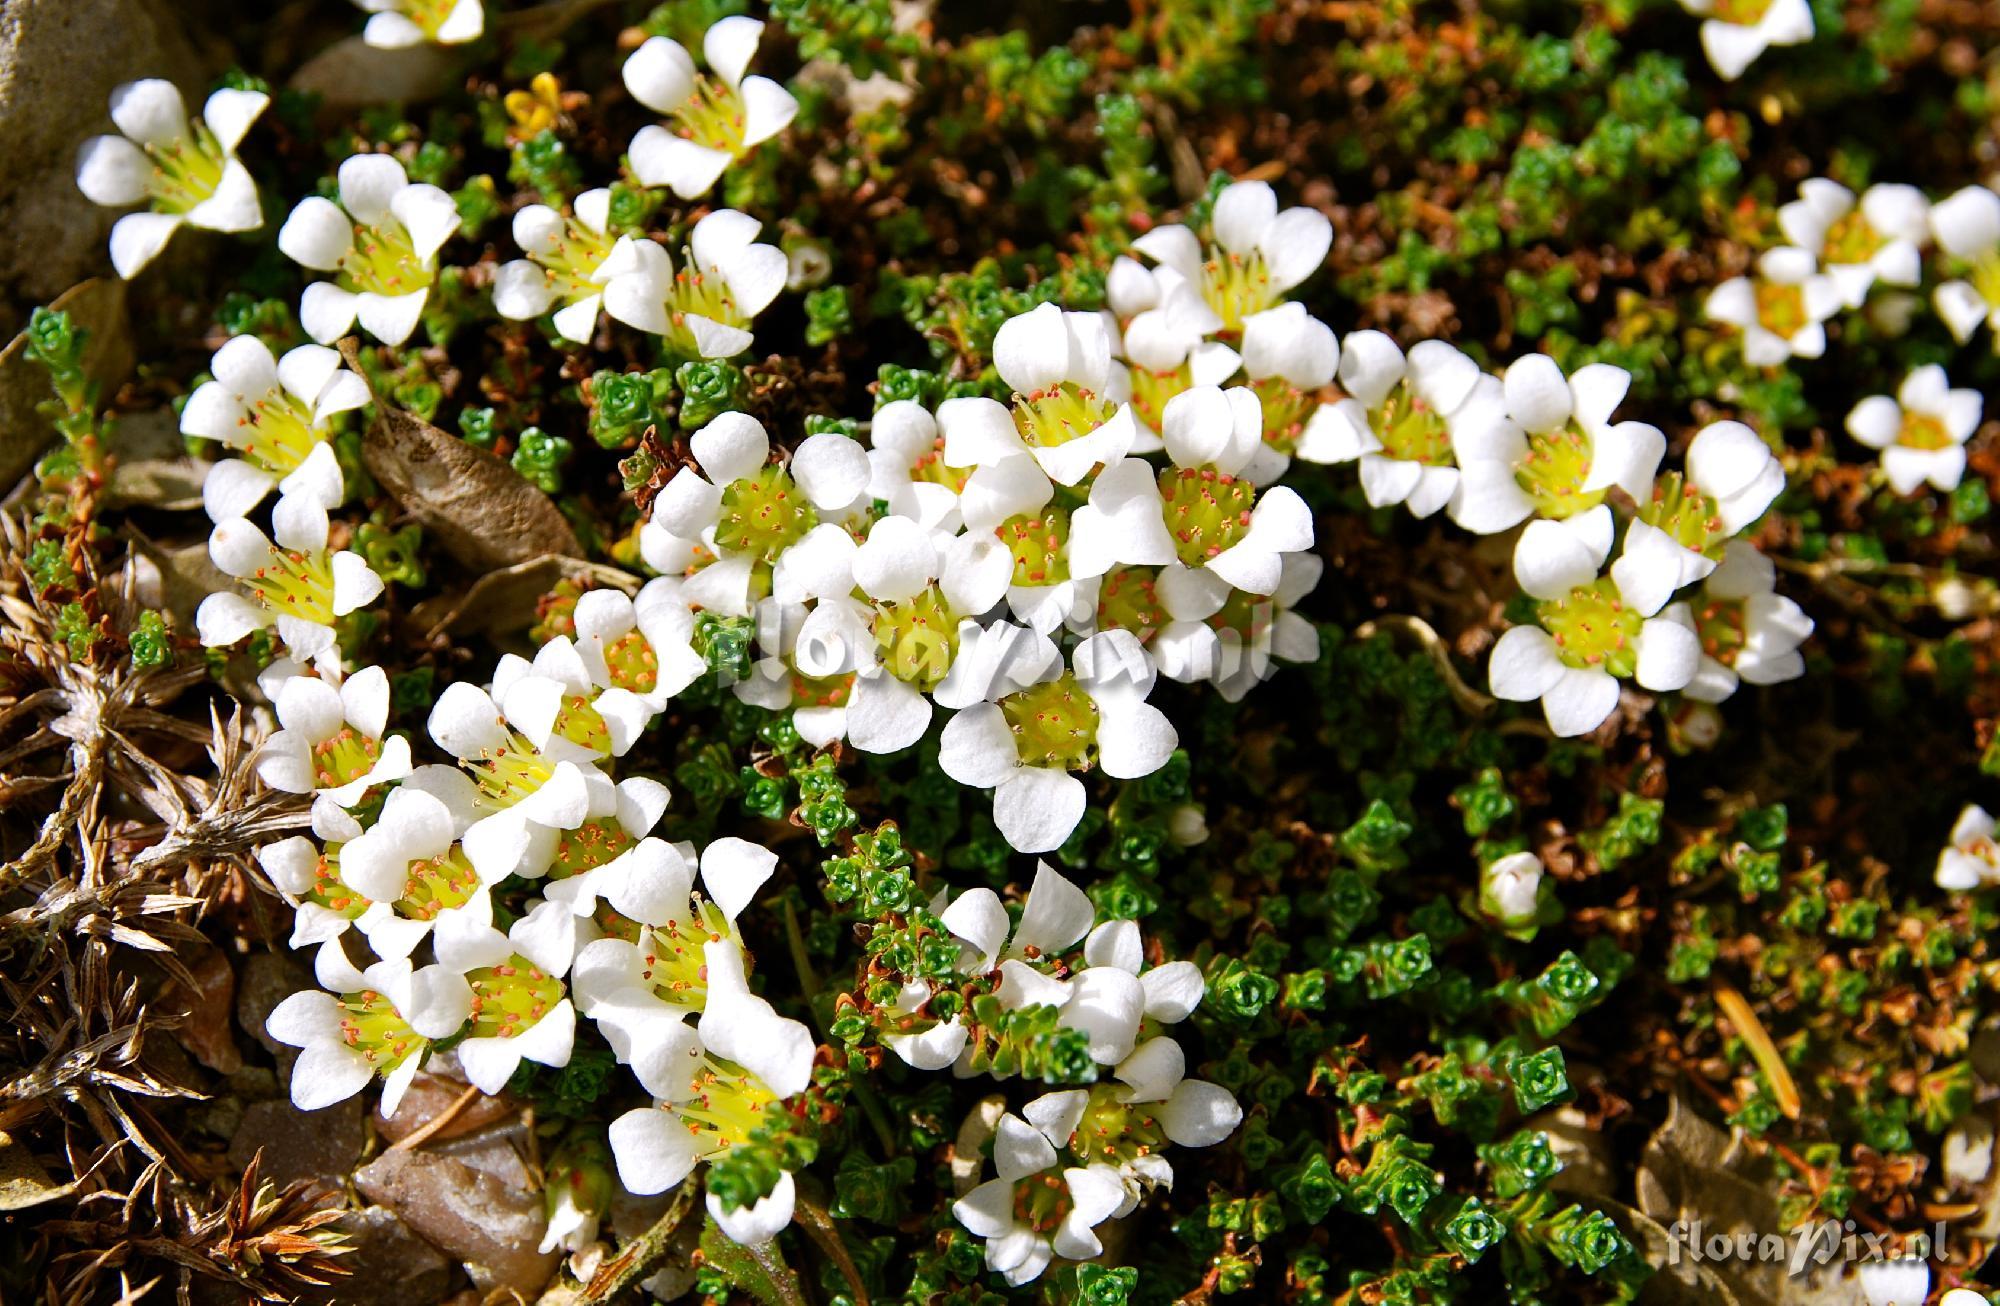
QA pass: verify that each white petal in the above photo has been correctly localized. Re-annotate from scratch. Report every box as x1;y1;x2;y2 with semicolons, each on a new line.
108;212;182;279
992;768;1087;854
1635;616;1701;691
75;135;150;207
1160;1079;1244;1147
1211;180;1276;255
109;79;188;146
937;704;1018;787
608;1106;702;1195
1542;666;1620;737
1503;354;1573;434
1013;861;1096;956
791;433;870;509
624;36;696;113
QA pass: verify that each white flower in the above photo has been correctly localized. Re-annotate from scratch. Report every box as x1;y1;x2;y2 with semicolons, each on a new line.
1655;540;1812;704
1943;1116;1996;1188
1315;333;1481;519
195;488;383;673
1856;1258;1928;1306
1931;185;2000;346
1450;354;1664;535
1146;385;1316;596
880;979;970;1071
1235;302;1338;477
1937;805;2000;891
568;580;709;715
1151;554;1322;702
1704;248;1842;366
1676;0;1813;80
333;786;492;965
1115;260;1241;440
938;628;1178;853
624;17;799;199
181;336;368;522
1032;1061;1240;1214
494;189;650;344
940;303;1141;488
1609;420;1784;617
1939;1290;1991;1306
602;209;786;359
278;153;461;346
570;837;781;1096
256;799;389;949
1489;563;1700;737
648;413;868;606
791;518;1011;754
1777;179;1928;308
866;400;974;533
354;0;482;46
950;1109;1125;1286
76;79;266;278
1479;851;1543;926
425;679;600;881
265;942;464;1116
1845;365;1982;495
604;939;814;1246
1129;180;1332;334
940;860;1096;976
257;666;411;806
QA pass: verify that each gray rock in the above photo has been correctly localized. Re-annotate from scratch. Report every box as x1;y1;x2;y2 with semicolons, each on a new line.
227;1097;365;1191
301;1205;456;1306
0;0;211;335
236;950;311;1058
354;1146;558;1300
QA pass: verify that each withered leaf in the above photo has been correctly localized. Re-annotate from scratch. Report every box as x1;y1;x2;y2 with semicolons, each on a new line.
0;1131;77;1211
339;340;583;569
1633;1095;1852;1306
409;555;640;642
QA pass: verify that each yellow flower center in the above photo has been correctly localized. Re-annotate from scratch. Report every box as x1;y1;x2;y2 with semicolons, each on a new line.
1535;579;1642;676
1000;673;1099;770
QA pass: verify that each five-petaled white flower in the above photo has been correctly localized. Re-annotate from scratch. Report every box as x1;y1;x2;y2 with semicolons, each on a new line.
1318;332;1484;520
494;188;647;344
938;626;1178;853
951;1108;1126;1286
195;487;383;673
1676;0;1813;80
1129;179;1333;335
76;79;267;278
1937;805;2000;891
353;0;483;48
1846;364;1983;495
1489;564;1700;737
646;412;870;615
257;665;411;807
1931;185;2000;347
603;936;814;1246
1655;540;1813;704
278;153;462;346
1609;420;1785;617
1704;248;1842;366
1150;554;1323;702
624;16;799;199
601;210;786;359
181;336;369;522
1450;354;1664;536
943;303;1141;487
1777;179;1929;309
265;941;465;1115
